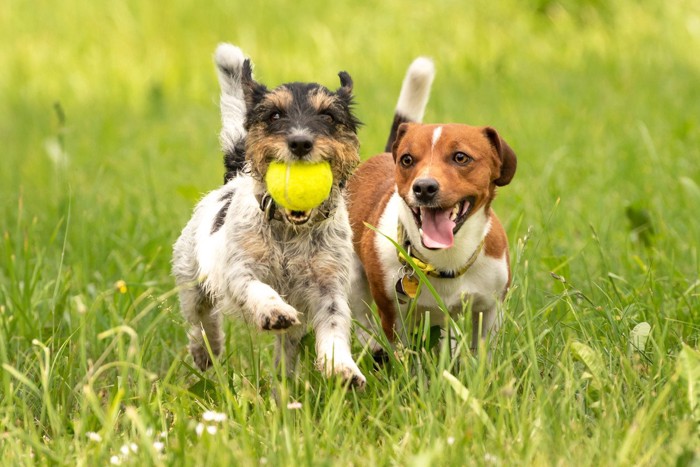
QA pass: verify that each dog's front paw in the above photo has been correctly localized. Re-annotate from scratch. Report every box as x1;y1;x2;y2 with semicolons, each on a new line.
258;302;301;332
190;343;214;371
319;359;367;390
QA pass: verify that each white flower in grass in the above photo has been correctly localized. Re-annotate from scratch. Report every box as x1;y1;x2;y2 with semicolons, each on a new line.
110;455;122;465
153;441;165;452
286;401;302;410
447;436;455;446
202;410;227;423
86;432;102;442
120;445;130;456
196;410;226;437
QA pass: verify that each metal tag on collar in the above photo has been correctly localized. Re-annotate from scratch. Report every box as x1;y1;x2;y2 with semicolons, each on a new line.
260;193;275;221
395;277;408;303
402;275;420;298
395;273;420;300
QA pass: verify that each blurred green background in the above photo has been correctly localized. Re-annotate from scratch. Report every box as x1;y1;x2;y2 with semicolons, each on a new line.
1;0;699;464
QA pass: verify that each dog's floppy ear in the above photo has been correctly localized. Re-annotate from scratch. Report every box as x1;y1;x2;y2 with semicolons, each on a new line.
241;59;268;109
484;127;517;187
391;122;413;161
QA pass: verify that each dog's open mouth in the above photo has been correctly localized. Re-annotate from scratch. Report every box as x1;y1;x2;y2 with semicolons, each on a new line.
410;196;475;249
284;209;312;225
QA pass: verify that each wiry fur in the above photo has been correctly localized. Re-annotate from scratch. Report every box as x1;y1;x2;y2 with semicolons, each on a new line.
172;43;365;388
215;44;248;183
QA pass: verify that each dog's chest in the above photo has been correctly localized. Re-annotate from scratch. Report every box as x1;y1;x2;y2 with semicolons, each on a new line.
390;258;506;321
374;194;508;322
195;177;353;302
251;215;354;296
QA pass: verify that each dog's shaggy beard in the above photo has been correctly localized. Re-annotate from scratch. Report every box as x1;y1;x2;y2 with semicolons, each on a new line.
245;128;359;185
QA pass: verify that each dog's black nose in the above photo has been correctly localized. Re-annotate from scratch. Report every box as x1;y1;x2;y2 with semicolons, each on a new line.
287;135;314;157
412;178;440;202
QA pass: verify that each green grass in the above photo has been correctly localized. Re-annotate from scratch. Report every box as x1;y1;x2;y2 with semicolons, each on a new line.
2;0;700;464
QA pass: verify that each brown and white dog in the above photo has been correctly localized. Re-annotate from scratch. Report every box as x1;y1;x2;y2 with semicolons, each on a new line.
347;58;517;356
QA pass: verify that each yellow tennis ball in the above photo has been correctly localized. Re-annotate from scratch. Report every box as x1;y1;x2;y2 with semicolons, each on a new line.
265;161;333;211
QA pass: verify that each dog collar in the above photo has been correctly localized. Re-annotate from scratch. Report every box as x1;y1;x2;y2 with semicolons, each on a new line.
255;192;334;223
396;222;484;279
257;192;284;221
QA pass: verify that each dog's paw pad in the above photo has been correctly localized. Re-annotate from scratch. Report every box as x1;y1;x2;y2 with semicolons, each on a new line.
259;304;301;331
337;367;367;390
348;373;367;390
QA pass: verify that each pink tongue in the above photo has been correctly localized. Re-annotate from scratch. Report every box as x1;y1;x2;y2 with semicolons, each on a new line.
420;208;455;249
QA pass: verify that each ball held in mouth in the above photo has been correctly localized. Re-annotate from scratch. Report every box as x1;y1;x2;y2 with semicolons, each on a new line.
265;161;333;212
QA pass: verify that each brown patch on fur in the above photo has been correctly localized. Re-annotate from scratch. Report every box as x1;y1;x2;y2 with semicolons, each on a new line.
309;90;336;111
245;127;286;179
266;88;293;110
315;134;360;183
309;254;345;295
347;153;400;338
483;211;507;258
237;231;274;265
484;210;511;289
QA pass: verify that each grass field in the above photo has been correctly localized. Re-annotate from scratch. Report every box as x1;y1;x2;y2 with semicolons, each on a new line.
2;0;700;465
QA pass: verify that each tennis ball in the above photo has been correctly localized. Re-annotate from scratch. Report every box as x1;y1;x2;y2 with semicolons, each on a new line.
265;161;333;211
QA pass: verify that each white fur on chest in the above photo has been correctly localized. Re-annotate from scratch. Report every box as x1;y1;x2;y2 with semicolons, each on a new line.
189;175;354;304
374;190;508;325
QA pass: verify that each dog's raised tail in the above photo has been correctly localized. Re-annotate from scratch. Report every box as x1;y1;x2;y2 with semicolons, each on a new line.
215;43;247;182
385;57;435;152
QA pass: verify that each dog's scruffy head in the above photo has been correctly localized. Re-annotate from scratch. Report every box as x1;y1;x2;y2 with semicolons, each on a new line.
240;60;361;184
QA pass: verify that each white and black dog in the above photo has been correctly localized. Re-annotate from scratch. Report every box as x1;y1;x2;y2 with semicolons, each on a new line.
172;44;366;388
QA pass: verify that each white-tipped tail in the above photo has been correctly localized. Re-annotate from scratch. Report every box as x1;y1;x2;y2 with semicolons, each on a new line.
395;56;435;123
214;43;247;157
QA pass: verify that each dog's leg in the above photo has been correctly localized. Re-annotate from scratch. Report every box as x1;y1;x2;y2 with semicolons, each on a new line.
311;294;367;389
354;309;387;364
225;275;302;331
349;258;386;360
180;285;224;370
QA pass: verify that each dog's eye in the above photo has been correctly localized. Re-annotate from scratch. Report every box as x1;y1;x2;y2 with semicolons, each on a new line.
400;154;414;168
320;111;334;124
269;111;281;122
453;152;473;165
